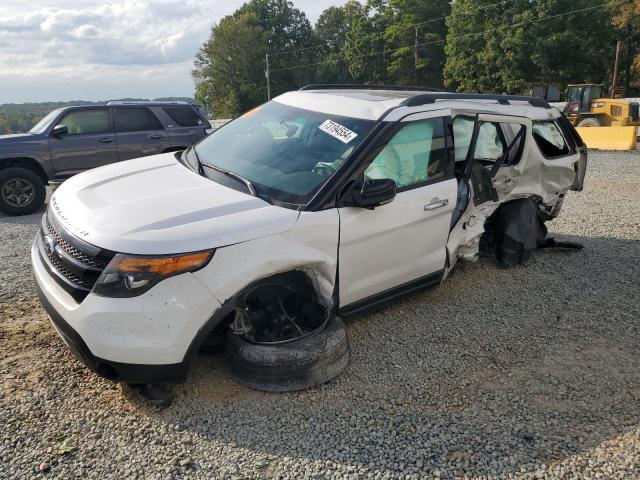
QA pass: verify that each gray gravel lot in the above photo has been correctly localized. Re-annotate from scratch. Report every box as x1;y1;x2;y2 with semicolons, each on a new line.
1;152;639;479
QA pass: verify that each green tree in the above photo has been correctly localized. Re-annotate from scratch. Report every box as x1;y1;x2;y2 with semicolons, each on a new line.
343;0;394;84
193;13;268;118
382;0;450;87
239;0;316;93
611;0;640;92
444;0;616;94
313;1;365;83
342;0;450;87
193;0;315;116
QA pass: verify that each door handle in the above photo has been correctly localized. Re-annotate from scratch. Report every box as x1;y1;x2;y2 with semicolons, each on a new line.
98;137;113;143
424;198;449;211
149;134;165;140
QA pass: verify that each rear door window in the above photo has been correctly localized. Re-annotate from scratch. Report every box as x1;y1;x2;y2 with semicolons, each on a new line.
532;121;570;158
163;106;204;127
116;108;163;132
453;117;507;163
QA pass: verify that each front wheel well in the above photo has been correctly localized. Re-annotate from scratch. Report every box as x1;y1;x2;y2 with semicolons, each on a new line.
0;157;49;184
193;270;328;354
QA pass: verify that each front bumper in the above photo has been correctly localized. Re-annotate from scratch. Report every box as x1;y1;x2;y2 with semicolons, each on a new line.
31;238;222;383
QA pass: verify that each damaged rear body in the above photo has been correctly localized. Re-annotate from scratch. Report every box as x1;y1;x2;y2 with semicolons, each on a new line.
445;110;586;271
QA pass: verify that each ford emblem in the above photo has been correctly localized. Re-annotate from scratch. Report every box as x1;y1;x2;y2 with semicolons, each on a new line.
43;235;56;256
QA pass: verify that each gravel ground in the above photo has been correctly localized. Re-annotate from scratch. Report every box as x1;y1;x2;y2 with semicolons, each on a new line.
1;151;639;479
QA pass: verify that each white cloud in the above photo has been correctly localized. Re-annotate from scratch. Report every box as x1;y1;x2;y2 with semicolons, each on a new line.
0;0;347;103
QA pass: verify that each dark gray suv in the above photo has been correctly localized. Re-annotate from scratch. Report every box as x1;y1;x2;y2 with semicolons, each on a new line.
0;101;211;215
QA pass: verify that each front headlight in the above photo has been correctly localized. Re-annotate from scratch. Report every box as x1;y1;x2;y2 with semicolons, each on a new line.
92;250;213;298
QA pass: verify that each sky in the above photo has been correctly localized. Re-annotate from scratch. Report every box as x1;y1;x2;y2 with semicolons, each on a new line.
0;0;346;104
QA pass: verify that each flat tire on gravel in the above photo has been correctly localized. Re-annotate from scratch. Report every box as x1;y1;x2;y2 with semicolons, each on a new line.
227;316;350;392
0;167;46;216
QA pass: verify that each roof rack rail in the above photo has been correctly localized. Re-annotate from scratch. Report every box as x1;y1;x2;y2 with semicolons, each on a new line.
401;93;550;109
299;84;446;92
106;100;193;105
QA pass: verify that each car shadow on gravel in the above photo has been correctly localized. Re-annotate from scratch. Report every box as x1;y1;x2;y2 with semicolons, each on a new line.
118;233;640;478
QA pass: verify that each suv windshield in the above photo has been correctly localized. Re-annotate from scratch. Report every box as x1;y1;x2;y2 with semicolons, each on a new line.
30;108;63;134
194;101;375;205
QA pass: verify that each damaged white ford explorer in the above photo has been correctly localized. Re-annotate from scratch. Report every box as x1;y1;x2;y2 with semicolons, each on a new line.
32;86;587;391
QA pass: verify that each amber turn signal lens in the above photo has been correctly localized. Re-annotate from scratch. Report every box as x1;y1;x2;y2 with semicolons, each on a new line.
113;251;212;276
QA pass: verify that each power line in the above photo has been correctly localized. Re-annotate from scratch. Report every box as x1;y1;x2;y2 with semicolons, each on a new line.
270;0;629;73
269;0;516;58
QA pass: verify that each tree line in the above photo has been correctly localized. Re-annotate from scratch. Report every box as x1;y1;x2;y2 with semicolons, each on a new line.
193;0;640;118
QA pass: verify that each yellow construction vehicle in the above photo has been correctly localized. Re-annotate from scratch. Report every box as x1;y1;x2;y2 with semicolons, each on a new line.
564;83;639;127
562;83;639;150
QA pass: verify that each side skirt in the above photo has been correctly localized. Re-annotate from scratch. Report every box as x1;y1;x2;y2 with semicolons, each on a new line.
339;270;444;319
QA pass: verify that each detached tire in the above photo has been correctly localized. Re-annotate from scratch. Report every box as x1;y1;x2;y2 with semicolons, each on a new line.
0;167;46;215
227;316;350;392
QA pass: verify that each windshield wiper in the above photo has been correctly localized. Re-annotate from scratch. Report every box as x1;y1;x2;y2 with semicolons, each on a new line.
202;162;257;197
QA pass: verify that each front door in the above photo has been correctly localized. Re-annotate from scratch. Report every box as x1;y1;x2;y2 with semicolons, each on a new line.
49;108;118;177
114;107;170;161
338;115;457;308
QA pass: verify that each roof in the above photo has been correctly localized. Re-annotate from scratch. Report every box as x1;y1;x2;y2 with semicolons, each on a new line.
273;86;556;122
57;101;200;110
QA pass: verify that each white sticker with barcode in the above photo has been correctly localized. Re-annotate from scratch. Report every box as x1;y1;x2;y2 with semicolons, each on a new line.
318;119;358;144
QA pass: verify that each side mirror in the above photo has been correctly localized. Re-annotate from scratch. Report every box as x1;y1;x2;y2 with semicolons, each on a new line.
340;178;396;209
51;124;68;137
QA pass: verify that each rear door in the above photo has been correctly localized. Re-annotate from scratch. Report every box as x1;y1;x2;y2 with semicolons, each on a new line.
455;113;530;205
114;107;170;161
49;107;118;177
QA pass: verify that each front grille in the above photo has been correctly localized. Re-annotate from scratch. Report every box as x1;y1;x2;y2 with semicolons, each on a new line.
38;211;115;302
47;253;94;290
45;217;107;269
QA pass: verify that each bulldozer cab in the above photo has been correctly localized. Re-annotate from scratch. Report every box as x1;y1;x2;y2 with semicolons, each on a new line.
565;84;605;114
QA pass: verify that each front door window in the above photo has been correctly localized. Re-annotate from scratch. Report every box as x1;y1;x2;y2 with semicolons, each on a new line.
57;109;110;135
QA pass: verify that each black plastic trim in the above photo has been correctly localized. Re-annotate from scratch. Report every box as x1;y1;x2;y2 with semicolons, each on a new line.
300;84;445;92
401;93;551;109
339;270;444;318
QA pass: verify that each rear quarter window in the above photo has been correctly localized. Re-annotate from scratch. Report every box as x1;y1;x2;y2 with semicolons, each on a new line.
532;121;571;158
163;106;205;127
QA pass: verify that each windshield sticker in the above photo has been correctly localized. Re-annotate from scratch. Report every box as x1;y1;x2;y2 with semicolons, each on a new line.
318;119;358;144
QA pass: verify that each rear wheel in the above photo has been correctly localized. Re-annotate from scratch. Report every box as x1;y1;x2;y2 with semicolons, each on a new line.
577;117;601;127
0;167;46;215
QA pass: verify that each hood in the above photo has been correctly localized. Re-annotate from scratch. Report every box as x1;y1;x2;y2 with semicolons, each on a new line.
51;153;300;255
0;132;43;148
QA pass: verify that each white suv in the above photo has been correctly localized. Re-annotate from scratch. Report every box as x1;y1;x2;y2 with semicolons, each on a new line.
32;86;587;390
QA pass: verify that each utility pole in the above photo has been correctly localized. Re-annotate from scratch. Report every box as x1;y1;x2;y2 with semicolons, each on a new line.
414;26;419;85
611;40;622;98
265;53;271;101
